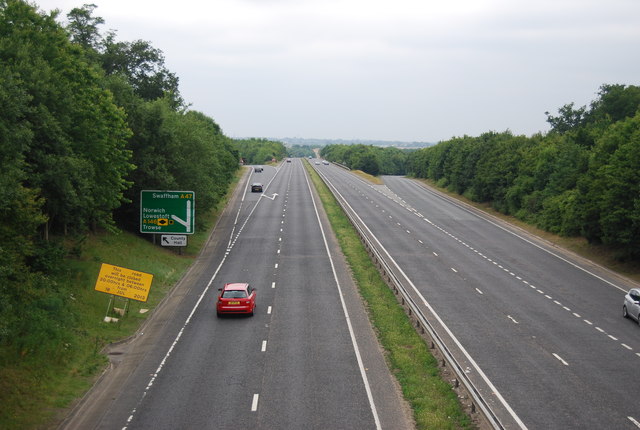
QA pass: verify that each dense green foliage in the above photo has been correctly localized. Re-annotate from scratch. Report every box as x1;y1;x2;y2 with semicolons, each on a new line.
0;0;243;367
234;137;287;164
286;144;315;158
408;84;640;260
320;143;410;175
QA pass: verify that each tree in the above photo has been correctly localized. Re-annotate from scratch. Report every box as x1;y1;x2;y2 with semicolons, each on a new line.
588;84;640;124
234;138;287;164
101;34;183;107
1;0;134;235
545;102;587;134
66;3;104;50
353;150;380;176
115;99;239;232
582;113;640;257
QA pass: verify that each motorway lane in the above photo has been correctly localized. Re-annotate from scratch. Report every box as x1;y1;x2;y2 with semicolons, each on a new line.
125;161;380;429
311;164;640;430
257;162;374;428
64;160;412;430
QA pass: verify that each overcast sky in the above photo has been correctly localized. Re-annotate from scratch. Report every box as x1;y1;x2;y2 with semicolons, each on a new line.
34;0;640;142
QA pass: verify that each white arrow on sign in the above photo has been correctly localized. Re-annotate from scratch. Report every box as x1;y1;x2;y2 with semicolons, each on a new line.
261;193;279;201
161;235;187;246
171;200;192;232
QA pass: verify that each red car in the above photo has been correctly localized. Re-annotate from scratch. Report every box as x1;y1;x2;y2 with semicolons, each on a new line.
216;283;256;316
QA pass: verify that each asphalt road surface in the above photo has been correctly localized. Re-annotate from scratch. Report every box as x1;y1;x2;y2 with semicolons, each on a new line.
61;160;412;430
310;162;640;430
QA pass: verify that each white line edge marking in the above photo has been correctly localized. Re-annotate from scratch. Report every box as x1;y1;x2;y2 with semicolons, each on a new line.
267;305;272;314
405;179;628;293
261;340;267;352
251;394;259;411
303;169;382;430
629;416;640;428
316;170;526;430
553;353;569;366
381;176;636;355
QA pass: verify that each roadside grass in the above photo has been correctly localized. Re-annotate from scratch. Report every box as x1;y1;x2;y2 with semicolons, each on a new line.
306;163;473;429
0;169;244;430
351;169;384;185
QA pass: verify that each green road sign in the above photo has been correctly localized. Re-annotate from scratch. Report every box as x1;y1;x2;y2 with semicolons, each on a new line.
140;190;195;234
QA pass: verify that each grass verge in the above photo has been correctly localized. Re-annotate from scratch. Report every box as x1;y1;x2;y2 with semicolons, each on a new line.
306;163;473;429
0;169;244;430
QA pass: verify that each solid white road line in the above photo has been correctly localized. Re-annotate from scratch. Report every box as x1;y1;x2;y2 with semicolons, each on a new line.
317;171;526;430
303;170;382;430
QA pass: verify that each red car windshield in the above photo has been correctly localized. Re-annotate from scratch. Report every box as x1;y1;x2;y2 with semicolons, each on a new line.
222;290;247;299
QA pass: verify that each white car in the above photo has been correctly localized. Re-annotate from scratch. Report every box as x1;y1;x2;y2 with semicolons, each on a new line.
623;288;640;325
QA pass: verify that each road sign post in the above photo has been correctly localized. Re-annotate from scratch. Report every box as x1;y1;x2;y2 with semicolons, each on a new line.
140;190;195;234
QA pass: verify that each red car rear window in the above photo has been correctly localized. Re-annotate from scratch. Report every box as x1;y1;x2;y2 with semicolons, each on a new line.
222;290;247;298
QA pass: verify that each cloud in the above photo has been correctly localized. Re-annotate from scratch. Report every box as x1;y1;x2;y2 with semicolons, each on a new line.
33;0;640;141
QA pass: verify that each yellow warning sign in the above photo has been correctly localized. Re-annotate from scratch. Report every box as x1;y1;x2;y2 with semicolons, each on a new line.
94;263;153;302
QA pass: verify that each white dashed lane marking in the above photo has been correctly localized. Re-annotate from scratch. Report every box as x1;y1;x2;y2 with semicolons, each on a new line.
360;180;640;360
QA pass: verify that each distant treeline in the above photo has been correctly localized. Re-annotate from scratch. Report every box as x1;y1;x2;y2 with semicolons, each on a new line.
319;84;640;260
287;144;315;158
0;1;284;361
279;136;433;148
234;138;287;164
409;84;640;260
320;144;411;175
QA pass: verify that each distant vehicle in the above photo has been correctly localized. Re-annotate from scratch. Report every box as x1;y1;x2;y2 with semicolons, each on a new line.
216;283;256;316
308;156;312;159
251;183;263;192
315;161;320;165
623;288;640;324
254;166;263;172
322;160;329;165
286;158;291;163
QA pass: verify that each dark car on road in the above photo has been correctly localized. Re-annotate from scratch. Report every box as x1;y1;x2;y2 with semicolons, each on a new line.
251;183;263;192
623;288;640;325
254;166;263;172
